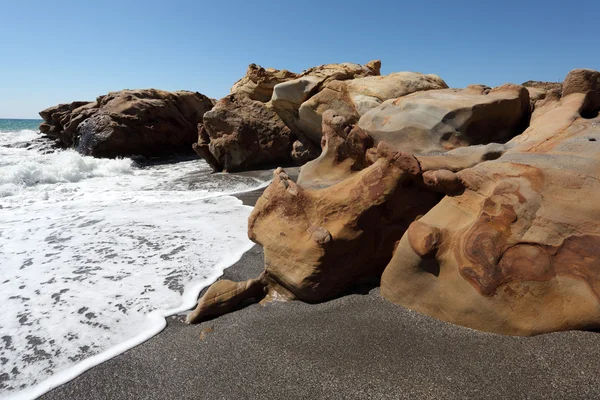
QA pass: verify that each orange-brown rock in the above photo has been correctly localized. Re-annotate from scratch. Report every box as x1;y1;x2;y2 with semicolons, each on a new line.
358;84;530;154
187;139;441;323
190;68;600;337
230;64;298;103
381;68;600;335
297;71;448;143
196;95;294;172
271;60;381;144
39;89;214;157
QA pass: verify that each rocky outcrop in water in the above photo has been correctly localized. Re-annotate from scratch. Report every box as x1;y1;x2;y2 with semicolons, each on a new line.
188;68;600;336
39;89;214;157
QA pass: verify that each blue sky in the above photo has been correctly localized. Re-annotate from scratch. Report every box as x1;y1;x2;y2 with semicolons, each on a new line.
1;0;598;118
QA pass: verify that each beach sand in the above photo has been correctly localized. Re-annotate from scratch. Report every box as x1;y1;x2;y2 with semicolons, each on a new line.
41;172;600;400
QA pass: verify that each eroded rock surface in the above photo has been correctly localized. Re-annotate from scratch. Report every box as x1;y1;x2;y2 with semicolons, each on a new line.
230;64;298;102
358;84;530;154
189;68;600;336
271;60;381;143
195;95;293;172
39;89;214;157
381;70;600;335
297;72;448;143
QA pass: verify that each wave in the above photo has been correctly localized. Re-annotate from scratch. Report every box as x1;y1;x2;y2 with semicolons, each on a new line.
0;134;272;399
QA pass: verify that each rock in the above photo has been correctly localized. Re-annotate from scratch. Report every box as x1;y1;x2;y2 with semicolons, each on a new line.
230;64;297;102
188;118;443;323
562;68;600;117
198;95;294;172
357;84;530;154
39;89;214;157
381;69;600;335
297;110;374;188
521;81;563;112
271;60;381;144
297;72;448;143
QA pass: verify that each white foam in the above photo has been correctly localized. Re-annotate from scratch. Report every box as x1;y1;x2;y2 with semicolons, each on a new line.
0;130;269;398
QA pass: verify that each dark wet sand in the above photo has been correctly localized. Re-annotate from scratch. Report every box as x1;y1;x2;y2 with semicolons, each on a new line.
42;172;600;400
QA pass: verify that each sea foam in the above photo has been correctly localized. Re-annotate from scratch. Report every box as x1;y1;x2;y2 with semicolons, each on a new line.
0;129;269;398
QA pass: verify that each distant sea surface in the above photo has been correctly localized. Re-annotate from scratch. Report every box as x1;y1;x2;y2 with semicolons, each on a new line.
0;119;269;398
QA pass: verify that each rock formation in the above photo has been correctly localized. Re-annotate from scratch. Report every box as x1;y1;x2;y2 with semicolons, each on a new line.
297;72;448;143
382;69;600;335
230;64;297;102
39;89;214;157
271;60;381;143
194;95;293;172
358;83;531;155
194;60;387;172
189;68;600;337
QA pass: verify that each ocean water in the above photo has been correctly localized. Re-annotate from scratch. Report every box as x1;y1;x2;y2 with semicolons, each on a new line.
0;119;269;399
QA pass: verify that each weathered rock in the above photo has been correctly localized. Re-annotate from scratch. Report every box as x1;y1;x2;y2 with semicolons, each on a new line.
358;84;531;154
297;110;374;188
230;64;298;102
190;68;600;337
39;89;214;157
187;114;442;323
297;72;448;143
198;95;294;172
271;60;381;144
522;81;562;112
381;69;600;336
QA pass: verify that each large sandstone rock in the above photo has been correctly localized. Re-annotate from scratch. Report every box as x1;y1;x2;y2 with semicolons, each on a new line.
271;60;381;143
297;72;448;143
190;69;600;336
381;70;600;336
39;89;214;157
358;84;530;154
195;95;293;172
230;64;297;102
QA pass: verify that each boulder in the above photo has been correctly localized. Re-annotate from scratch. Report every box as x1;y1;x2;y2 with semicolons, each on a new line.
522;80;563;112
297;72;448;143
381;69;600;335
187;113;444;323
230;64;297;103
271;60;381;144
358;84;531;155
196;95;294;172
39;89;214;157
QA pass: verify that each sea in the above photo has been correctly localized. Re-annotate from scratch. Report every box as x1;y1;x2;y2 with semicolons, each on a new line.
0;119;270;399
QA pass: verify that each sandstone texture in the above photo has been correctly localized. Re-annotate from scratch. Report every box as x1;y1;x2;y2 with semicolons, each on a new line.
194;95;293;172
382;76;600;335
39;89;214;157
230;64;297;102
358;84;531;154
271;60;381;143
189;68;600;336
297;72;448;143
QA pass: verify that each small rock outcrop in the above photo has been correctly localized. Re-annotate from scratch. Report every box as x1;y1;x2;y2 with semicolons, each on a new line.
39;89;214;157
230;64;297;102
358;84;530;154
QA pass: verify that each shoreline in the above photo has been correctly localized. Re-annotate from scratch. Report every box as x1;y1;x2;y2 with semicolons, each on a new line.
40;175;600;399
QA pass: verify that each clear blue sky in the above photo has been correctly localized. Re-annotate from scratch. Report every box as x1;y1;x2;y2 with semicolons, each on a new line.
1;0;598;119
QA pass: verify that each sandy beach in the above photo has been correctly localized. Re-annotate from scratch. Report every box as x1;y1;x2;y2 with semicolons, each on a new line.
40;183;600;400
